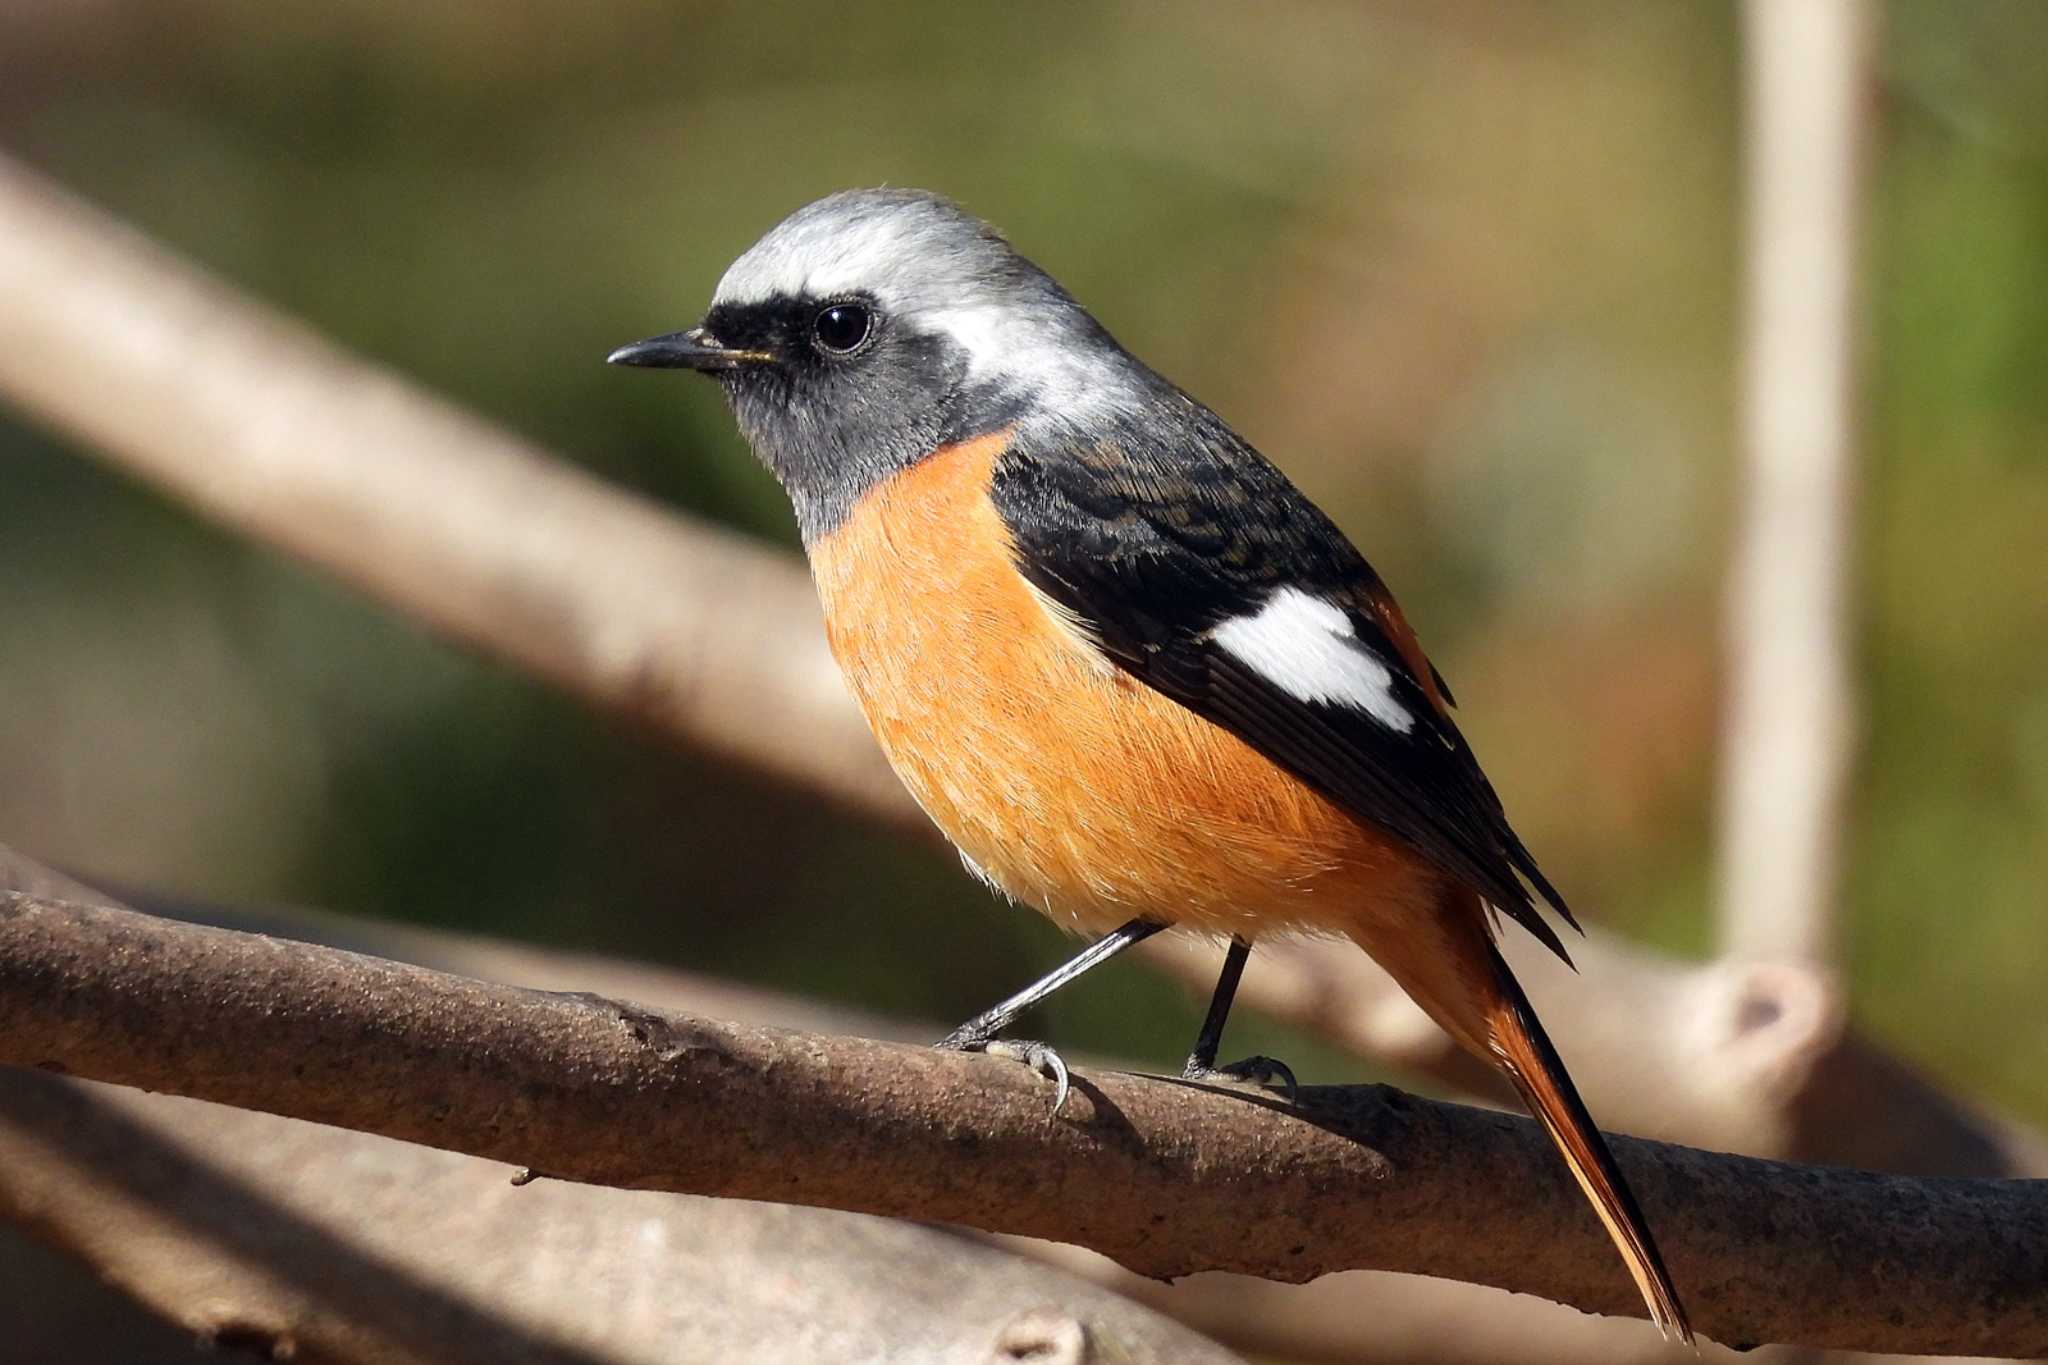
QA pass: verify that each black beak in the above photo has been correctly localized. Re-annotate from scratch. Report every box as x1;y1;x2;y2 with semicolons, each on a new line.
606;327;773;372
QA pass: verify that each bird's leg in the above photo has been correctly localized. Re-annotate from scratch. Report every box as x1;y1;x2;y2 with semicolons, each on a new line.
938;917;1166;1113
937;917;1167;1047
1180;936;1298;1101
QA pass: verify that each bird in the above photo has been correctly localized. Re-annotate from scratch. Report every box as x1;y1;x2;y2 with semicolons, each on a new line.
608;187;1691;1341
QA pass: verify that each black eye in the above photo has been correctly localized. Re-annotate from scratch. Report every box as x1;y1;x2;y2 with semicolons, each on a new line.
812;302;872;354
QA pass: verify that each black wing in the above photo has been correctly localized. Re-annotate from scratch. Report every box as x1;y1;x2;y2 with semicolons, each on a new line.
991;411;1579;965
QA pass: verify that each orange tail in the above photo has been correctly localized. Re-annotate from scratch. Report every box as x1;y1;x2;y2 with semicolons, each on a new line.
1485;945;1693;1343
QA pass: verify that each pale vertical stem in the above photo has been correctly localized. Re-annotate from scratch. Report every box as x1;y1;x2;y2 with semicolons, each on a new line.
1718;0;1874;964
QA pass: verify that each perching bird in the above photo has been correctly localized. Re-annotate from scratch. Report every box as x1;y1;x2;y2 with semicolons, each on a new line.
609;188;1691;1340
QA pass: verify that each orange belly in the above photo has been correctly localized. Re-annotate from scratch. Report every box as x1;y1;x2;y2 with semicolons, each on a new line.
807;432;1441;940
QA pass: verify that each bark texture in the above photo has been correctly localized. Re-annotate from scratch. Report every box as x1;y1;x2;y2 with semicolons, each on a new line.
3;891;2045;1357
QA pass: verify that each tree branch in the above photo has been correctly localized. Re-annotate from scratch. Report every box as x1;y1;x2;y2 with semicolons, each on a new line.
0;848;1251;1364
0;853;1983;1365
2;1074;1245;1365
1719;0;1873;962
2;891;2045;1356
0;850;1660;1364
0;849;1758;1364
1150;933;2048;1179
0;154;913;831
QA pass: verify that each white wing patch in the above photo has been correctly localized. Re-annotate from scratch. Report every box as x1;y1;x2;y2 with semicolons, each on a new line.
1210;588;1415;733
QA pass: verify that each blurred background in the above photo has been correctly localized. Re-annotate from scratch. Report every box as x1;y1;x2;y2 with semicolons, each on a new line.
0;3;2043;1348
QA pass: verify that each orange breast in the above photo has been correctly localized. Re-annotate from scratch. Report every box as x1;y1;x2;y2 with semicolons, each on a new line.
807;432;1440;939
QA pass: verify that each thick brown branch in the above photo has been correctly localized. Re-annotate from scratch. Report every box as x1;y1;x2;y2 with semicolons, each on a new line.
2;892;2044;1356
0;849;1669;1364
0;854;1949;1364
0;850;1246;1365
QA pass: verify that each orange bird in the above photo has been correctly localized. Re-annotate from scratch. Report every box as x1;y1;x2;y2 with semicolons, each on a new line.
611;188;1690;1340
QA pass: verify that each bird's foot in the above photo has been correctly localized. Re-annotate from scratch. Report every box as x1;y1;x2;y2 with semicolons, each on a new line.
936;1031;1073;1115
1181;1053;1299;1104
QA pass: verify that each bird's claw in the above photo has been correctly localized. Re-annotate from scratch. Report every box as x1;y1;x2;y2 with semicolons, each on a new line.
937;1034;1073;1115
985;1039;1072;1114
1183;1054;1299;1104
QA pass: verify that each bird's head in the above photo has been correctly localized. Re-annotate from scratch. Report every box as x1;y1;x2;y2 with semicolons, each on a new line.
609;188;1149;541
